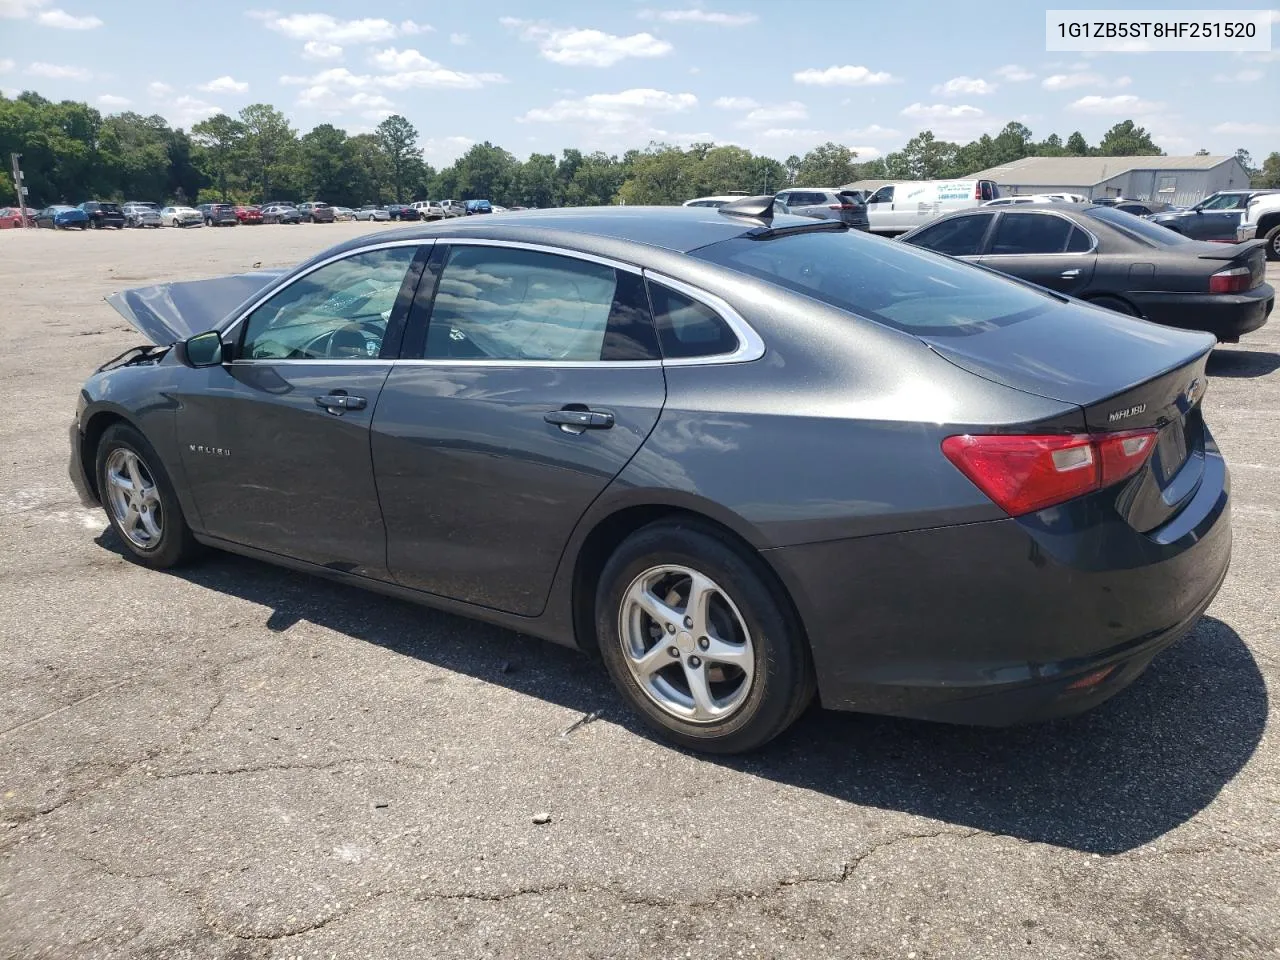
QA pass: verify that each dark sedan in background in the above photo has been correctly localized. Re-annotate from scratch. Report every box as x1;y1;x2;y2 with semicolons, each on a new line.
79;200;126;229
901;203;1273;342
260;204;302;224
385;203;422;221
198;203;239;227
72;200;1231;753
1148;189;1280;241
35;205;88;229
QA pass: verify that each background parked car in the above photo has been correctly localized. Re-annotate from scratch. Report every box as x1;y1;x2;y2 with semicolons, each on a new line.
774;188;869;231
0;206;30;228
261;200;297;211
984;194;1068;206
464;199;492;216
1111;199;1180;217
331;206;356;221
385;203;421;221
35;205;89;229
440;199;466;217
1147;190;1280;242
355;205;390;222
122;202;162;228
260;204;302;224
197;203;239;227
297;201;336;223
410;200;445;220
233;205;263;224
1236;193;1280;261
161;206;203;228
78;201;126;229
900;203;1273;341
864;179;1002;235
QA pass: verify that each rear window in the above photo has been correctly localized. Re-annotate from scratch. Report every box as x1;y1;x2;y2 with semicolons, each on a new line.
693;229;1056;337
1084;205;1193;246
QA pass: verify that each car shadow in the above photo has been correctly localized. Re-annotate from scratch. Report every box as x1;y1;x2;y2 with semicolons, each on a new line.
99;535;1267;856
1206;348;1280;378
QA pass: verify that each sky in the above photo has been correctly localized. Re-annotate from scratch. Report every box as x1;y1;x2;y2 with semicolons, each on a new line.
1;0;1278;168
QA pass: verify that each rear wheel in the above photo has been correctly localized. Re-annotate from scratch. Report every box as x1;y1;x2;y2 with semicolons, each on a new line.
1088;295;1140;317
1264;224;1280;262
95;424;200;569
596;521;814;753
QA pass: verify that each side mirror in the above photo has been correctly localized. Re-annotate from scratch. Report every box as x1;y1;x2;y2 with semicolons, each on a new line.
175;330;224;368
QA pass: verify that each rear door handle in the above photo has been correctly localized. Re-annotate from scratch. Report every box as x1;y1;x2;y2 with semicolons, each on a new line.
544;407;615;434
1060;268;1081;278
315;393;367;414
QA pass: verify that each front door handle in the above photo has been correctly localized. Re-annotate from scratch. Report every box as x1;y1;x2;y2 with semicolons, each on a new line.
544;407;615;434
1060;268;1081;278
315;393;367;414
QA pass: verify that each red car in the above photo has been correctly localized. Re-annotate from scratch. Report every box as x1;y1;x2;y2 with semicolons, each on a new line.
0;207;31;229
234;205;263;224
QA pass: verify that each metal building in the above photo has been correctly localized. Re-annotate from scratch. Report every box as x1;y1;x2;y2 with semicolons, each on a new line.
964;155;1251;206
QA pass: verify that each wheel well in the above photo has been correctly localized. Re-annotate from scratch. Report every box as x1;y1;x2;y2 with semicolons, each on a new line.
570;505;807;660
1082;292;1140;317
79;411;129;498
1257;212;1280;237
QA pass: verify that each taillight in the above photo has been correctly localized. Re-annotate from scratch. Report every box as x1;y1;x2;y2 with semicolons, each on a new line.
1209;265;1252;293
975;184;982;200
941;429;1157;516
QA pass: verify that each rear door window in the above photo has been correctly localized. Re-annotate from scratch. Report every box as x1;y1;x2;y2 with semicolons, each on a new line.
904;214;993;256
646;282;740;359
988;213;1074;255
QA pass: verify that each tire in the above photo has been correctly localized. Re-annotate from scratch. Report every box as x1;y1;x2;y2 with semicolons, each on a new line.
1264;225;1280;262
90;219;100;229
1087;295;1140;317
95;423;200;570
595;520;815;754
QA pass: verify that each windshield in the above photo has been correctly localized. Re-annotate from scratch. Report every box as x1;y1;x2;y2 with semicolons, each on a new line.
1084;205;1194;246
692;229;1056;337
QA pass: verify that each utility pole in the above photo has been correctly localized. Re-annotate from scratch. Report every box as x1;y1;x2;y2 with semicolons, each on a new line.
9;153;29;228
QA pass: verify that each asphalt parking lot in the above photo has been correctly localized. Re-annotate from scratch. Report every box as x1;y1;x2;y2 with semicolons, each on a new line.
1;223;1277;959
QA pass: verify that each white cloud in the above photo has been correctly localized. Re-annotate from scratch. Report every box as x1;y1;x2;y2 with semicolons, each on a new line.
901;102;984;120
638;8;757;25
713;96;758;110
450;32;469;46
168;95;224;127
370;47;433;71
1210;121;1280;136
259;13;402;45
846;123;901;139
740;101;808;125
756;127;822;140
422;135;474;165
0;58;13;73
36;8;100;28
501;18;672;67
96;93;129;107
399;19;430;35
1212;69;1264;83
298;86;394;119
994;64;1034;82
793;65;897;86
147;81;172;97
1042;72;1131;91
1067;94;1163;114
522;88;697;127
26;61;90;80
198;75;249;94
932;76;996;96
302;40;342;61
0;0;45;16
284;63;504;94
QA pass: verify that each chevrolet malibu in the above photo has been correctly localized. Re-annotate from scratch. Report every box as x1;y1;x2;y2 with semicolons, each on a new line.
70;201;1231;753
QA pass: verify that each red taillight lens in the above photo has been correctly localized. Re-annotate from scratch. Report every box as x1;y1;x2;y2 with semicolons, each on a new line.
1209;265;1251;293
941;429;1157;516
975;184;982;200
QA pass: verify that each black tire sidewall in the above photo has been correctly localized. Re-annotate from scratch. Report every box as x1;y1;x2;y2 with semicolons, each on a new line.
95;423;193;569
1265;226;1280;262
595;522;812;753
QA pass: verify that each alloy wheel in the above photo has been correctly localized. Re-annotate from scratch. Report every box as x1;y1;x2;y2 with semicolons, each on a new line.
619;564;755;723
104;448;164;550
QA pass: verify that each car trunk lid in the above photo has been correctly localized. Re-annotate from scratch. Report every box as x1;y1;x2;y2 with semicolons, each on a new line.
105;271;287;344
923;300;1216;531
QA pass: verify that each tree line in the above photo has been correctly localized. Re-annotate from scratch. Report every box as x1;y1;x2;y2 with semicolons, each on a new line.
2;90;1277;210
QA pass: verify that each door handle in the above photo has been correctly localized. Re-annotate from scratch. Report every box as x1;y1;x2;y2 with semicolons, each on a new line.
544;407;615;434
315;393;367;414
1060;268;1081;278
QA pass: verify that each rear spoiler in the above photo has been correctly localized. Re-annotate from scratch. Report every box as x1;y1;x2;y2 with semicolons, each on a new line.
1196;239;1265;260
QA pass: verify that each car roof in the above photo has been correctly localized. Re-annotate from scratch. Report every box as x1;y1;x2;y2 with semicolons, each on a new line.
344;206;810;256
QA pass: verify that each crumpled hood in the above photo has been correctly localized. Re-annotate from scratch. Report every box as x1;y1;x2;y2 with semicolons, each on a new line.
105;270;288;344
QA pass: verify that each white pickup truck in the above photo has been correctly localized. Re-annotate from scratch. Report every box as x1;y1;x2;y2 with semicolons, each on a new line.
1237;193;1280;261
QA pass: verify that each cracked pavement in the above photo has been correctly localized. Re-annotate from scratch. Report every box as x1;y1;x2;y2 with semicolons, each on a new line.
1;226;1278;958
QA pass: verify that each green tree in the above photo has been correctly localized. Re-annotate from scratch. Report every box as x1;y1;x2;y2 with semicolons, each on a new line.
794;142;860;186
1254;152;1280;188
300;123;355;204
1065;131;1090;156
238;103;297;200
515;152;559;207
191;113;246;201
1235;148;1256;176
348;133;389;203
1096;120;1162;156
894;131;958;180
375;114;423;203
451;141;519;201
991;122;1033;164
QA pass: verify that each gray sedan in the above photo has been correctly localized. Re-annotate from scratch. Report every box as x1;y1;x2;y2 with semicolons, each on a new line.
71;200;1231;753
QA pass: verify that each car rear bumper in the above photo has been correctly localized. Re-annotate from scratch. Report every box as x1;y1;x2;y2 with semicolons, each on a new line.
1130;283;1274;341
767;437;1231;726
1237;224;1258;242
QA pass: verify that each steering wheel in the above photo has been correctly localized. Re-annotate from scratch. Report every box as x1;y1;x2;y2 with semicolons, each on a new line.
302;318;386;359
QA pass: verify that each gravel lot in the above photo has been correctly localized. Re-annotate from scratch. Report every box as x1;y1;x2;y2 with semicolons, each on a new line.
1;223;1277;959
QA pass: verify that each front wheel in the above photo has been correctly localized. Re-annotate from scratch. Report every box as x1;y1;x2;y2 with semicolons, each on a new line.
1264;225;1280;262
596;521;815;754
95;423;201;569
